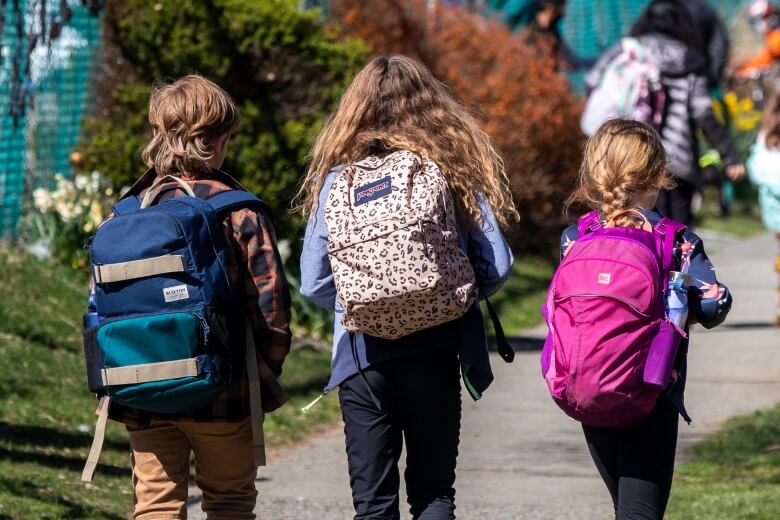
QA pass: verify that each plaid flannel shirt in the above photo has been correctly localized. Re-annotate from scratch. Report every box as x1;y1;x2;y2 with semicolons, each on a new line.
102;170;292;427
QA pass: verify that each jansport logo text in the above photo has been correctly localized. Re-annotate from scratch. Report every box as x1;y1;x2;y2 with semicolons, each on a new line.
354;176;392;206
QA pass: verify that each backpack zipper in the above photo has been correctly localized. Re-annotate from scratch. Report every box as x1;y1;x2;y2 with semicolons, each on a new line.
554;294;651;317
419;220;432;260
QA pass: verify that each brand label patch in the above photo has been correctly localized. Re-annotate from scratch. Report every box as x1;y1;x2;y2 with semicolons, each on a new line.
163;284;190;303
354;176;392;206
597;273;612;285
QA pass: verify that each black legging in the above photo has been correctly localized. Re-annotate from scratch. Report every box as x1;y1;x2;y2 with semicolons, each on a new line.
339;347;461;520
581;399;679;520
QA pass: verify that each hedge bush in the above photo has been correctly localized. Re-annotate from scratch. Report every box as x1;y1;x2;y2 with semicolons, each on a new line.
77;0;367;238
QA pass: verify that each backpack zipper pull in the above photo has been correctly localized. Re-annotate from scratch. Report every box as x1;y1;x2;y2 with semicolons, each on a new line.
419;220;431;260
300;391;328;414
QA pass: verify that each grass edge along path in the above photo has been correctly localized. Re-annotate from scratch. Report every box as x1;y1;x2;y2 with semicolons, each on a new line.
486;257;553;336
0;242;339;520
666;402;780;520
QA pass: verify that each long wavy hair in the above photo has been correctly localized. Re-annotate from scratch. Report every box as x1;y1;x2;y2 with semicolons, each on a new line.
294;55;518;228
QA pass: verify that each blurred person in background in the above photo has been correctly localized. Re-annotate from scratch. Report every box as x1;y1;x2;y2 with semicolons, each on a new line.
491;0;595;70
680;0;733;217
682;0;730;89
747;90;780;325
628;0;744;226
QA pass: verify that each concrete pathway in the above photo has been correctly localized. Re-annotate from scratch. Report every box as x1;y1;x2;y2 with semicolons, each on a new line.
189;232;780;520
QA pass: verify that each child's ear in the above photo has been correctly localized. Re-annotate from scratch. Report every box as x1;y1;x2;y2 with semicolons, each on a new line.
212;133;228;153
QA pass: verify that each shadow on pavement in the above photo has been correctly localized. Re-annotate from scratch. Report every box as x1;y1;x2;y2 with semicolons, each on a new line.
720;321;778;330
488;336;546;352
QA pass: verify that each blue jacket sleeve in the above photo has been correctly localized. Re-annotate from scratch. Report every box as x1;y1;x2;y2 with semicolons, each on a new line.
467;197;514;298
559;224;579;261
680;231;732;329
299;171;339;310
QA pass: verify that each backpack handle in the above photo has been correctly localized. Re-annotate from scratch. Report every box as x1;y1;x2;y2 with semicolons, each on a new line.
578;209;656;236
577;210;602;236
140;175;196;208
605;209;653;232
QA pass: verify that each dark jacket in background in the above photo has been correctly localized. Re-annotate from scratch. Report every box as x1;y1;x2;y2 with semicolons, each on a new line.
587;33;739;184
683;0;730;89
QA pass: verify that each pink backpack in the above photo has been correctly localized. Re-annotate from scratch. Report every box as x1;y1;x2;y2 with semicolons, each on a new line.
541;210;685;428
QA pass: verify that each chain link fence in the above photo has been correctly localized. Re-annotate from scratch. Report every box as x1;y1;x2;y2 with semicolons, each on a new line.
0;0;101;237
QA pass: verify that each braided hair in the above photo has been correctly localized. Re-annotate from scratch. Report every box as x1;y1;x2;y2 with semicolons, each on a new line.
567;119;674;228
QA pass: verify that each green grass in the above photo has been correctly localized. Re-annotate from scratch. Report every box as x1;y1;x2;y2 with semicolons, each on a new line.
696;185;766;237
697;211;766;237
0;242;339;519
487;257;554;336
666;404;780;520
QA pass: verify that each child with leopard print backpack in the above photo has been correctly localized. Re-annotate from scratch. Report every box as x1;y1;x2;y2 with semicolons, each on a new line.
297;55;518;519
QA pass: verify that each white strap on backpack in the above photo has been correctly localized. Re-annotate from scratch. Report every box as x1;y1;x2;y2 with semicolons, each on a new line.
140;175;196;208
81;396;110;482
244;314;266;467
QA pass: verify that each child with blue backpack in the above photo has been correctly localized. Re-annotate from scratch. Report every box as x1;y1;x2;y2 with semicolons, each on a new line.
296;55;518;520
84;75;291;519
543;119;732;520
747;89;780;325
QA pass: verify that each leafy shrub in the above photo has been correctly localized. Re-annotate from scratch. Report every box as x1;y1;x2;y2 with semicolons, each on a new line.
77;0;367;239
329;0;585;254
73;0;368;338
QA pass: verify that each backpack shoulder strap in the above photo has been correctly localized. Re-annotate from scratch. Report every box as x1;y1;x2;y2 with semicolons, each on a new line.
654;218;687;274
577;210;602;237
206;190;270;216
111;195;141;216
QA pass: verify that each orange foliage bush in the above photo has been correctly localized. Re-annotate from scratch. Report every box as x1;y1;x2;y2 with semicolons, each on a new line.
330;0;584;254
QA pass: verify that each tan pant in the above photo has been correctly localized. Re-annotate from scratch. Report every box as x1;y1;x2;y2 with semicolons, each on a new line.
127;419;258;520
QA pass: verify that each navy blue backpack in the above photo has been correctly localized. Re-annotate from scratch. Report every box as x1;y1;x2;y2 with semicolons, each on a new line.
81;175;268;481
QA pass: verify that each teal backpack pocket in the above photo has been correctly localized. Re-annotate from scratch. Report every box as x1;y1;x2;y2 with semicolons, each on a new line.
97;309;227;413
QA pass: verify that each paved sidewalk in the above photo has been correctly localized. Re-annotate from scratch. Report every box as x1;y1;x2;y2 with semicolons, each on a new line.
189;232;780;520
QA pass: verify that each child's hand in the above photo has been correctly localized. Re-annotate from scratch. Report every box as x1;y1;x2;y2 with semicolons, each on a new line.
725;163;746;181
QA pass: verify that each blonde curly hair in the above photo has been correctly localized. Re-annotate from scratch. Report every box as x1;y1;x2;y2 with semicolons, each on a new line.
141;74;239;176
294;55;518;228
567;119;674;228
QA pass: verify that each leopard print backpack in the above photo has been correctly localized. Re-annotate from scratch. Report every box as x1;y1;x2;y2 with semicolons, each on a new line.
324;149;477;340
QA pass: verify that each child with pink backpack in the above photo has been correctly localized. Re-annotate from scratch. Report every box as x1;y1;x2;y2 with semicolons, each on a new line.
541;119;732;519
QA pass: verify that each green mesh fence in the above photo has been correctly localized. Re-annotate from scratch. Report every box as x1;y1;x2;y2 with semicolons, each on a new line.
0;1;101;237
0;3;27;237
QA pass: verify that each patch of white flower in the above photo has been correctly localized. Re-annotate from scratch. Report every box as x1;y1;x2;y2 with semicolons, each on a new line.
32;171;118;233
